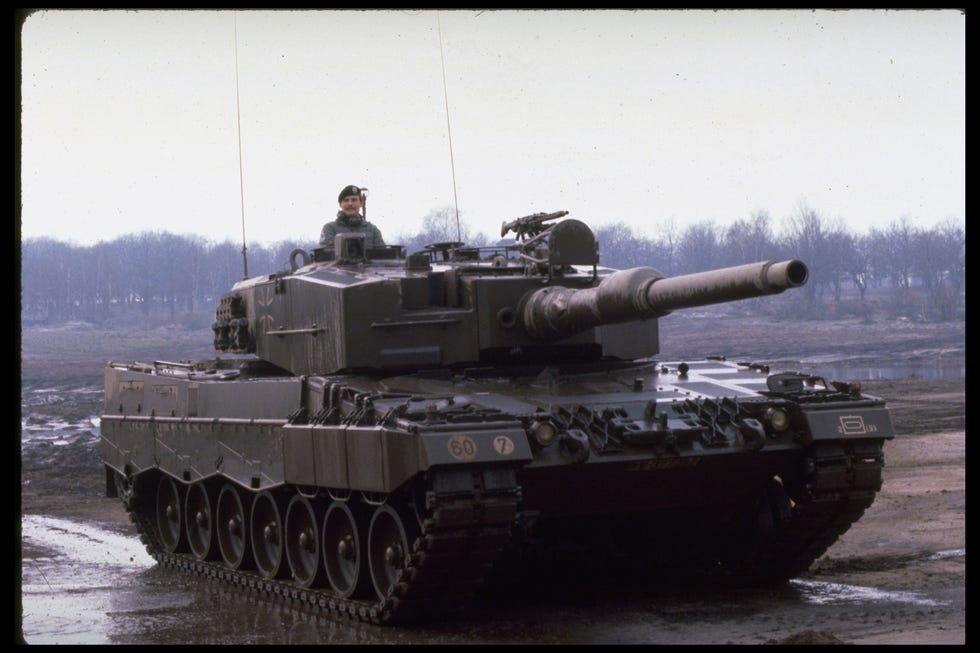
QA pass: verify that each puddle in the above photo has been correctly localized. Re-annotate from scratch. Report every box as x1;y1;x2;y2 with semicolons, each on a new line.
21;515;154;568
806;365;964;382
791;579;949;607
778;359;965;381
20;515;157;644
17;513;963;644
21;419;100;436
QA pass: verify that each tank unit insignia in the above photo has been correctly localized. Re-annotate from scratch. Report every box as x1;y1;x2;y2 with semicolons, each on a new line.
839;415;868;435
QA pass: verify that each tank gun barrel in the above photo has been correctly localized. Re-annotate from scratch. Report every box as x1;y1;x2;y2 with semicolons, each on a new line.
520;259;808;340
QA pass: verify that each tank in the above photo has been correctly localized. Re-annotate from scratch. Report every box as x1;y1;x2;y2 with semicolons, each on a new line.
101;211;894;624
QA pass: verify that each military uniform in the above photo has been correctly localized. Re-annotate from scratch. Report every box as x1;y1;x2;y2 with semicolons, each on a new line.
320;212;386;248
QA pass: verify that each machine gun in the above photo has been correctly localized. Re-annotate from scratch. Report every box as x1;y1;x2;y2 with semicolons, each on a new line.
501;210;570;240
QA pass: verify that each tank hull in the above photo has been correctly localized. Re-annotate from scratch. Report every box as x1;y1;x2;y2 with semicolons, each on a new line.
102;355;891;623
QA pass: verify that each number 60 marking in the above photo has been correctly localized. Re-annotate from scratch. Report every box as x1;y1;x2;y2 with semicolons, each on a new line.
447;435;477;461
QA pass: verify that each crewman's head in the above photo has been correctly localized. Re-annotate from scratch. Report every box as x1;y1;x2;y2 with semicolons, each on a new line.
338;185;363;219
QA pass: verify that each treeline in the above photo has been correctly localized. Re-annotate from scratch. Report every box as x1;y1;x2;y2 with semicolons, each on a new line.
21;233;312;328
590;208;965;322
20;205;964;326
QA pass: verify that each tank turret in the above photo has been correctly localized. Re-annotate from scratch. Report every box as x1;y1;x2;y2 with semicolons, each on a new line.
211;214;807;376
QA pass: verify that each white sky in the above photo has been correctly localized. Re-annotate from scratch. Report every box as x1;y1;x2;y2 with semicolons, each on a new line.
18;9;965;247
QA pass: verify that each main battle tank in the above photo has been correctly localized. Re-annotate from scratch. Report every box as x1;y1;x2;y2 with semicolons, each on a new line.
101;211;894;624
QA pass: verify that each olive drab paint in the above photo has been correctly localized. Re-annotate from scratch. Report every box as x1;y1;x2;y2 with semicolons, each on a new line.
101;212;894;625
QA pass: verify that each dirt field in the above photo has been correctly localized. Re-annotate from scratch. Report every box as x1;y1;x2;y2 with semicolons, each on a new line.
19;313;965;644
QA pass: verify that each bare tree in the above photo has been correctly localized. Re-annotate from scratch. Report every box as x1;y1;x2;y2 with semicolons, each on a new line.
396;207;474;254
675;221;719;275
937;219;966;318
22;238;70;322
782;202;831;313
882;217;918;316
823;225;854;307
842;233;874;322
652;217;679;276
422;206;469;244
912;220;965;321
594;222;644;269
864;227;891;291
720;210;777;267
206;239;249;302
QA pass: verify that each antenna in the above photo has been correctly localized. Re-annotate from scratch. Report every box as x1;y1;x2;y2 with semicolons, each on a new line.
437;12;462;243
234;14;249;279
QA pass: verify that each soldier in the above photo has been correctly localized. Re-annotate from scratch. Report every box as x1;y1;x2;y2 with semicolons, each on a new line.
320;184;385;248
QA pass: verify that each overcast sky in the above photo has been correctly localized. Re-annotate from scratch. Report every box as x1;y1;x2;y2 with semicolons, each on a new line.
18;9;964;247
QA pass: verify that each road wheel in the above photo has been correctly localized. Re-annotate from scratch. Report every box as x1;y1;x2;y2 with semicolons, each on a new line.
322;500;371;598
250;491;288;579
285;495;326;588
185;481;217;560
155;475;186;553
367;504;418;600
216;484;252;570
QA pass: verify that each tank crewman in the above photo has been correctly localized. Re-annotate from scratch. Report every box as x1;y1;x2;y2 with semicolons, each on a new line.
320;185;386;248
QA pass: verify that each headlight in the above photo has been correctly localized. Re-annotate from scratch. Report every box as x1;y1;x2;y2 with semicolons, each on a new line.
530;420;557;447
766;407;790;432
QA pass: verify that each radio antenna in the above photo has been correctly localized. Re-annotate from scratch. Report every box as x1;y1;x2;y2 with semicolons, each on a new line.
437;12;462;243
234;14;249;278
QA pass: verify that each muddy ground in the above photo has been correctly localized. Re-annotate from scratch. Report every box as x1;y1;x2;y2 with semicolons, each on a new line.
18;311;965;644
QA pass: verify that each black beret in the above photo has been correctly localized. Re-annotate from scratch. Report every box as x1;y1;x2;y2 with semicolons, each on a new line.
338;185;361;202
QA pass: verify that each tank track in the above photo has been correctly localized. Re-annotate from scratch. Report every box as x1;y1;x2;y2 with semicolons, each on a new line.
719;436;887;584
123;474;521;625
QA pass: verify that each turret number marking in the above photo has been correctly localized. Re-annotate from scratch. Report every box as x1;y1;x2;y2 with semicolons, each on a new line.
493;436;515;456
447;435;477;461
